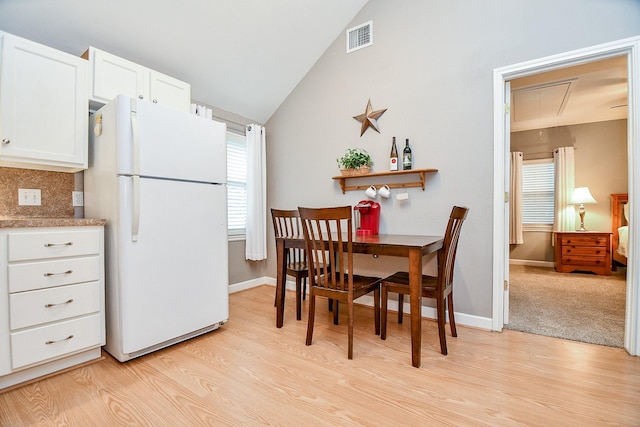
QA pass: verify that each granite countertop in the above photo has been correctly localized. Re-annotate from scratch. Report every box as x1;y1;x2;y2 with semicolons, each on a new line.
0;217;107;228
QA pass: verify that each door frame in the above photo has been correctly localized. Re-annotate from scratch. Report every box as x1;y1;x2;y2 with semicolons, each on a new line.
492;35;640;355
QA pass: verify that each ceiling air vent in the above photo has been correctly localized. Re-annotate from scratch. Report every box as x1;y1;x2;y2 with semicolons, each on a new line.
346;21;373;53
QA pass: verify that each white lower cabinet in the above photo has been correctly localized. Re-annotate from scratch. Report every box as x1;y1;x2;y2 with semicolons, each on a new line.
0;226;105;390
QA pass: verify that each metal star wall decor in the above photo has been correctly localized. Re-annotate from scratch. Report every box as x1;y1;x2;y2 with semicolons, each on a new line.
353;99;387;136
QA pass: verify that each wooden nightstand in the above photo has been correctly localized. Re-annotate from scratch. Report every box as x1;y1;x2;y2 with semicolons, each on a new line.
554;231;612;276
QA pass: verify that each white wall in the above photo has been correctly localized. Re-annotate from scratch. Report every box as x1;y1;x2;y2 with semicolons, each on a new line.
265;0;640;319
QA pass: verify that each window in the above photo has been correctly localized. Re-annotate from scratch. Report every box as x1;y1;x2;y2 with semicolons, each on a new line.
522;159;555;230
227;131;246;239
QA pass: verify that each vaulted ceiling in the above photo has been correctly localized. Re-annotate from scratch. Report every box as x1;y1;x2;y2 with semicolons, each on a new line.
0;1;627;129
0;0;369;123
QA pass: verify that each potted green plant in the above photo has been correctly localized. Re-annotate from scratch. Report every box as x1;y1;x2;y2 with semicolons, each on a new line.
336;148;373;176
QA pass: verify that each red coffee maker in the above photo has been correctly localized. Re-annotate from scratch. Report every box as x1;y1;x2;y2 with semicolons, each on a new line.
354;201;380;235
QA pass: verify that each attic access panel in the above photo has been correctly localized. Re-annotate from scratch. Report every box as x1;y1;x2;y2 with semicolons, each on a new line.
512;80;576;122
346;21;373;53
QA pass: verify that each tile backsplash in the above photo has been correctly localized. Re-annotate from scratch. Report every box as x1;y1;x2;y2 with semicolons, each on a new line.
0;167;76;217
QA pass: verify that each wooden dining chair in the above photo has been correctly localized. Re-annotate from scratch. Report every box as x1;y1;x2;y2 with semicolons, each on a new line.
380;206;469;355
271;208;309;321
298;206;381;359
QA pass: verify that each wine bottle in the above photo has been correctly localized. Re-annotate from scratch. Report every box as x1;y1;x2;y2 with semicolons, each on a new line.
390;137;398;171
403;138;412;170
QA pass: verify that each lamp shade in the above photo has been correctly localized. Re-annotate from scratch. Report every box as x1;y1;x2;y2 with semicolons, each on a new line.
570;187;597;204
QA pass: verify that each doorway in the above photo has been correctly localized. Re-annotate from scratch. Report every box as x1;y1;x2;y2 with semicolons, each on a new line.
506;57;628;347
492;36;640;355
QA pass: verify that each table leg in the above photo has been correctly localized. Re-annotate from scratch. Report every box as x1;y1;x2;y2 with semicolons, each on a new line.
275;239;286;328
409;248;422;368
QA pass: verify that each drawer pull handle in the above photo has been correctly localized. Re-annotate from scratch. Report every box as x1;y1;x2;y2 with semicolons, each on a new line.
44;242;73;247
44;270;73;277
45;299;74;308
45;335;74;345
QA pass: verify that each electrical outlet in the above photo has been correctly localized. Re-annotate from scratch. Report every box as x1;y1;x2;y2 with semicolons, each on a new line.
72;191;84;207
18;189;41;206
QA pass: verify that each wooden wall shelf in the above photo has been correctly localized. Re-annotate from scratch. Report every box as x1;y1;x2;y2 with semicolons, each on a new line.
332;168;438;194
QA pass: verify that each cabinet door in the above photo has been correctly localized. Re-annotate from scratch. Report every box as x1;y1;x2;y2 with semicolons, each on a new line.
0;32;88;172
148;70;191;112
90;47;146;104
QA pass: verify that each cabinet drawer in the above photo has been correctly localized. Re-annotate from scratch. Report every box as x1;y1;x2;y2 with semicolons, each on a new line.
8;256;100;293
10;281;101;330
10;314;103;369
8;229;100;262
560;236;607;247
561;246;607;257
560;257;607;267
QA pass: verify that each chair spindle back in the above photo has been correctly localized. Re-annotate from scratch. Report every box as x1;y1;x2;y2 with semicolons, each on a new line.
438;206;469;292
271;208;305;266
298;206;352;293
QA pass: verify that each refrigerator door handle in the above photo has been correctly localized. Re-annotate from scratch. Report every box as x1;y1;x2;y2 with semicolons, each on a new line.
131;99;141;176
132;176;140;242
131;100;141;242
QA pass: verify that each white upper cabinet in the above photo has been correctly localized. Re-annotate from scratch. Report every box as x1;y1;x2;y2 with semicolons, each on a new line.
0;31;88;172
148;70;192;112
88;47;145;105
83;47;191;113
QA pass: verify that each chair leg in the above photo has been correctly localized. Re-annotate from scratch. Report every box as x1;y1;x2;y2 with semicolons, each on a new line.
306;293;316;346
347;299;354;359
436;297;448;355
381;284;388;340
447;294;457;337
374;286;380;336
397;293;404;324
327;299;341;323
302;277;307;301
295;277;302;321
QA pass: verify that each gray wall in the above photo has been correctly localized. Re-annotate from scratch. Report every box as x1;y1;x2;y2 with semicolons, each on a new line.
510;119;628;262
229;239;268;284
263;0;640;319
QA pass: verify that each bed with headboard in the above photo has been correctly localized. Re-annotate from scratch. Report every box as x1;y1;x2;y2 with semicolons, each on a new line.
611;193;629;267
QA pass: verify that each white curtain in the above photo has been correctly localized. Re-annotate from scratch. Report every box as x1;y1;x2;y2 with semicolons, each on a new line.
553;147;576;232
510;152;524;244
245;124;267;261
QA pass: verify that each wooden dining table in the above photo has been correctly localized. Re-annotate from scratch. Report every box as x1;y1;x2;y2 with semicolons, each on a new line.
274;233;444;368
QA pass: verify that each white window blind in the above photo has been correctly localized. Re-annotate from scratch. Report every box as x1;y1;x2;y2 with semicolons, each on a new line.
227;131;247;237
522;159;555;225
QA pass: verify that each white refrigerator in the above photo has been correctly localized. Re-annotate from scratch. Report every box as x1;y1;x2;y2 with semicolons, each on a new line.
84;95;229;362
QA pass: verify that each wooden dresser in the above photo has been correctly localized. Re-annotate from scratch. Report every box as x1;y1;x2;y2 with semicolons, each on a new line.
554;231;612;276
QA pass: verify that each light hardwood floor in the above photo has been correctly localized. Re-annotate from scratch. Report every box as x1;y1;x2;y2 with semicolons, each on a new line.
1;285;639;426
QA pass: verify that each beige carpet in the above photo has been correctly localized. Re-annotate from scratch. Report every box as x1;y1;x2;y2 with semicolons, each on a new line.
506;264;626;348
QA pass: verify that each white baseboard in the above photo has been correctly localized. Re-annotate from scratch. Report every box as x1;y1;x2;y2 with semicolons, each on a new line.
355;294;492;330
229;278;492;331
509;259;554;268
0;348;102;390
228;276;274;294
